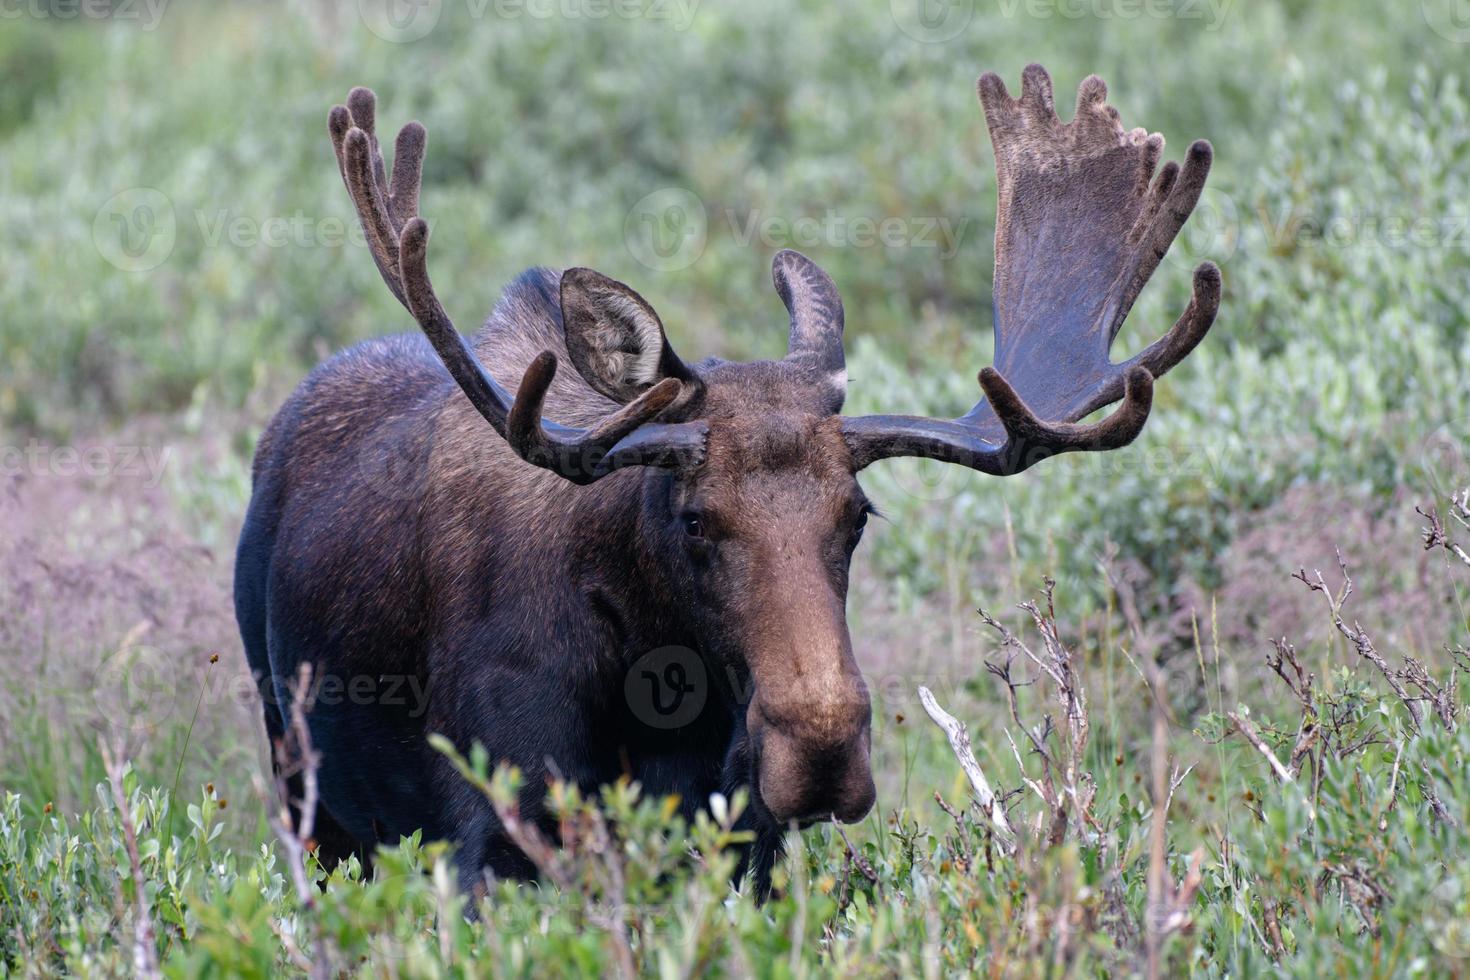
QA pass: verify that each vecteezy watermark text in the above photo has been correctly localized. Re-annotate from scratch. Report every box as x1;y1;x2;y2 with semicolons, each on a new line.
623;186;970;272
726;209;968;260
194;209;388;250
994;0;1232;29
0;0;169;29
356;0;699;43
1;440;171;488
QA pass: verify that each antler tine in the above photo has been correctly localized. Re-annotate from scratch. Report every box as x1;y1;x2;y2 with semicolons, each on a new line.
345;87;424;231
346;87;387;188
1125;261;1221;381
1118;140;1213;325
840;364;1155;476
329;87;427;308
389;121;425;227
507;352;694;483
1058;260;1221;422
328;104;352;186
979;364;1154;463
1018;62;1056;118
343;127;407;306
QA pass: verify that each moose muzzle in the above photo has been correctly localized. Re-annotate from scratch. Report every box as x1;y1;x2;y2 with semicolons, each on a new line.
749;664;876;826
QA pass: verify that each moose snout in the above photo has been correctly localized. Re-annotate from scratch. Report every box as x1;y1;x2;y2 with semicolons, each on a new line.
758;726;876;825
751;678;876;826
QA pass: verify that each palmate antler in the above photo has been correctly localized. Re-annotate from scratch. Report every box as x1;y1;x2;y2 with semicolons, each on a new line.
843;64;1220;475
327;88;707;484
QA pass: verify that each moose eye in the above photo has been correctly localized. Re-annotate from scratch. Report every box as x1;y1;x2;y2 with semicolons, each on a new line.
683;514;706;540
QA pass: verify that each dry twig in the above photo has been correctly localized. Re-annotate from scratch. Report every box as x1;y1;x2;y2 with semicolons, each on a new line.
1294;554;1423;732
1418;489;1470;568
1226;712;1295;786
978;580;1096;844
917;686;1014;847
99;740;161;980
258;662;333;980
1144;666;1203;979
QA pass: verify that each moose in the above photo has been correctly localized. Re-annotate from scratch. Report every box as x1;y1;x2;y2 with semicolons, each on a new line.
235;64;1219;896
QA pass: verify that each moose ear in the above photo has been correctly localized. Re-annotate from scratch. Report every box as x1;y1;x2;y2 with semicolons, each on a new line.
559;268;691;404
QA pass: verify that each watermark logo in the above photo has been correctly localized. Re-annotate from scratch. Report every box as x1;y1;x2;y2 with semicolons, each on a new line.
624;646;706;729
0;440;171;488
195;209;371;250
358;0;699;41
1420;417;1469;497
890;0;974;42
357;438;434;503
93;188;175;272
1422;0;1470;43
358;0;443;42
95;642;183;736
876;454;976;504
625;187;708;272
1166;185;1239;271
487;0;700;28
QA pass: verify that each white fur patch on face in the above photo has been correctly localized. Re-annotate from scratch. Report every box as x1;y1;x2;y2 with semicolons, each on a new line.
828;368;848;397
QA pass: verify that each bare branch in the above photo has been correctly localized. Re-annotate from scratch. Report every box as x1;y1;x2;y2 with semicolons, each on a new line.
1166;764;1196;818
259;662;333;980
1293;555;1423;732
1266;638;1313;711
99;740;160;980
1419;763;1458;829
584;807;637;980
1144;664;1171;980
1227;711;1295;786
1261;898;1288;960
1419;491;1470;568
978;579;1093;846
834;823;881;888
1144;665;1201;978
489;792;575;893
917;686;1015;846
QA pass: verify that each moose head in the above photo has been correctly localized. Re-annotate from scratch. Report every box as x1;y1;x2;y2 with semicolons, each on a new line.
304;62;1217;866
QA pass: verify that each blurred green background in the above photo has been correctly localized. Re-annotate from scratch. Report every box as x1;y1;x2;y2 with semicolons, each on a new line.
2;0;1468;859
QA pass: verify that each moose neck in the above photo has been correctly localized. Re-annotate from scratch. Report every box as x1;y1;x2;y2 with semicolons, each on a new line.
555;466;749;792
558;467;697;655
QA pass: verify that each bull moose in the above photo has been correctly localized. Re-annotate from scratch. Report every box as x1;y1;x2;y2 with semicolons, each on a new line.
235;64;1219;896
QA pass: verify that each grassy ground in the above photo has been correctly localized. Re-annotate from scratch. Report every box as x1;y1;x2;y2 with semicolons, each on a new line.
2;0;1469;975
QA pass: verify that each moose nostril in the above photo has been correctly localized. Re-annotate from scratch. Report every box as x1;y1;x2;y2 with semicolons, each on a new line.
757;727;876;826
833;766;877;824
829;738;877;824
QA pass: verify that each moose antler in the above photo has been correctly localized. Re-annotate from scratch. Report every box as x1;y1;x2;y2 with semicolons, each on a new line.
327;88;707;484
843;64;1220;475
